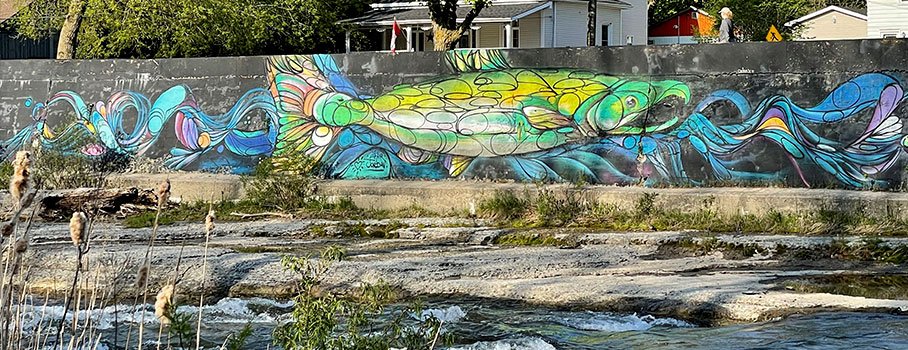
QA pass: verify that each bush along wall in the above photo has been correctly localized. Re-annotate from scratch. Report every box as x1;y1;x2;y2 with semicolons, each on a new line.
2;40;908;189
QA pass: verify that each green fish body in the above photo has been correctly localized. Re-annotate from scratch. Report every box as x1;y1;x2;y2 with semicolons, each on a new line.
268;51;690;174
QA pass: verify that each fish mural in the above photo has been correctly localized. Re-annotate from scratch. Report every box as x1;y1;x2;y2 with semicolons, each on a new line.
1;86;278;173
267;51;689;178
1;49;907;189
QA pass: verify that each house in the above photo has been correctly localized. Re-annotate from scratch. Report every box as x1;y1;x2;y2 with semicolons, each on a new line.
341;0;649;52
0;0;57;59
648;6;714;45
867;0;908;38
784;6;867;41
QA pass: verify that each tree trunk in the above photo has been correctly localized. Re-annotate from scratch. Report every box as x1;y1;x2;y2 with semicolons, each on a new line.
433;24;463;51
587;0;597;46
56;0;86;59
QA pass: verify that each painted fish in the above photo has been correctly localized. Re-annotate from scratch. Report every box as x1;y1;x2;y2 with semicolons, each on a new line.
274;50;689;175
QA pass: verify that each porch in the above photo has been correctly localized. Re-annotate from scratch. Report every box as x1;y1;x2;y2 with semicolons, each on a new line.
342;2;552;52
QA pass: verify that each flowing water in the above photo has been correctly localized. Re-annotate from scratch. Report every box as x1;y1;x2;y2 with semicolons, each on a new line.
13;297;908;349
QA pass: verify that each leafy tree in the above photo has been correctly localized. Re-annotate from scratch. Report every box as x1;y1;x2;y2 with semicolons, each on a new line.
649;0;705;24
56;0;85;59
819;0;867;10
11;0;369;59
703;0;817;41
428;0;491;51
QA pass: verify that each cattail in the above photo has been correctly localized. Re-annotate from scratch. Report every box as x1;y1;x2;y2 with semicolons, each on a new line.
135;265;148;289
154;284;175;324
157;179;171;207
204;209;215;234
1;221;13;237
9;151;31;206
69;212;87;246
14;238;28;253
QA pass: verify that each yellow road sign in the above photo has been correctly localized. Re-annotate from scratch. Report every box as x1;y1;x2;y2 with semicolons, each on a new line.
766;25;783;42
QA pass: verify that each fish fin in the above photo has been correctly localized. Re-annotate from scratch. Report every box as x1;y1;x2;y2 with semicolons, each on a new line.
268;55;358;164
397;146;434;165
522;106;575;130
646;116;680;133
446;155;474;177
445;49;511;73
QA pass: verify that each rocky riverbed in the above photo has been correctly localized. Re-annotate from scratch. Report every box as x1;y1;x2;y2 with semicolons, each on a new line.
18;217;908;326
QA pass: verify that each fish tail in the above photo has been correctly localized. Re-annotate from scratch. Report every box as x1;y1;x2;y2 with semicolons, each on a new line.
267;55;365;167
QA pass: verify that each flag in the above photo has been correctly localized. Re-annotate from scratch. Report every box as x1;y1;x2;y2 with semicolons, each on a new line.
390;19;407;54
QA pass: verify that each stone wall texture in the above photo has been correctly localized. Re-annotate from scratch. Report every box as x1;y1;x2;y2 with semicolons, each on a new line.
2;40;908;189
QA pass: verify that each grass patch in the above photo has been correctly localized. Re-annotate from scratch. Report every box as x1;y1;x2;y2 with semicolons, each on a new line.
122;199;265;228
653;236;769;260
477;189;908;236
655;236;908;263
314;221;408;239
492;232;577;247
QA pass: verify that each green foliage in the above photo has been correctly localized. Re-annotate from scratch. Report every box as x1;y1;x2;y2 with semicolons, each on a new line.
702;0;818;41
273;247;451;350
122;199;260;228
480;187;908;236
165;307;197;348
11;0;370;59
0;162;12;190
478;190;528;221
493;232;575;247
634;192;659;218
828;238;908;264
649;0;705;24
243;154;320;212
224;323;254;350
660;236;769;260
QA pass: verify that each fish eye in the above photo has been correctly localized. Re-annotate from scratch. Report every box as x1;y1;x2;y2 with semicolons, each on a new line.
625;96;638;109
312;126;333;147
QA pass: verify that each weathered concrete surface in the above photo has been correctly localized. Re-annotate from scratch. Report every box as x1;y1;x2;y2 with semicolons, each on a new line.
107;173;245;203
104;174;908;219
19;218;908;326
4;40;908;188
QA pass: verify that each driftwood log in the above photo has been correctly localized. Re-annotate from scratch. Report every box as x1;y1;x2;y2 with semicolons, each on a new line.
39;187;159;220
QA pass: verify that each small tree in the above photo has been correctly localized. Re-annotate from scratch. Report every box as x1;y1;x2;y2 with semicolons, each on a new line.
428;0;492;51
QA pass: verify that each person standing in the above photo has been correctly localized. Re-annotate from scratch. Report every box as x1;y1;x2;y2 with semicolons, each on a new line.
718;7;737;43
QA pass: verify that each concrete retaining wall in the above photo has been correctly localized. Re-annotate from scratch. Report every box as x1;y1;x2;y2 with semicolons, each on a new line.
4;40;908;189
105;174;908;221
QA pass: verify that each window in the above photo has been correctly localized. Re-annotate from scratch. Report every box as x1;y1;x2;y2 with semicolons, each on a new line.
501;21;519;48
882;30;900;38
457;28;479;48
410;29;426;51
600;24;611;46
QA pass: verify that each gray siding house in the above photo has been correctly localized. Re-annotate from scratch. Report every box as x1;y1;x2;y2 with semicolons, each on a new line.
342;0;648;52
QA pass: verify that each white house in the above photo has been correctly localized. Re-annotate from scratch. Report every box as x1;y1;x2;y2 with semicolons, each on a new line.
341;0;648;52
784;6;867;41
867;0;908;38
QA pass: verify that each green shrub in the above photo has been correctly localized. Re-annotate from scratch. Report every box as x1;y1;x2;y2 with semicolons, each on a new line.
478;190;527;220
273;247;451;350
242;154;320;211
31;147;131;189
